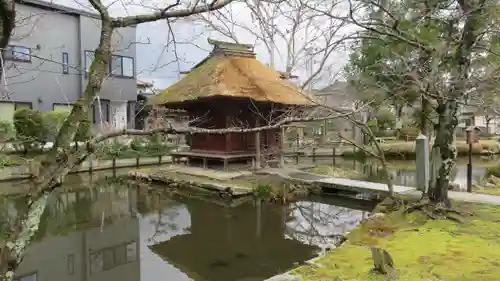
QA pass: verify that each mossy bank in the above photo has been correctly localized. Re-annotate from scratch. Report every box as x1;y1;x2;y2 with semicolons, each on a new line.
282;200;500;281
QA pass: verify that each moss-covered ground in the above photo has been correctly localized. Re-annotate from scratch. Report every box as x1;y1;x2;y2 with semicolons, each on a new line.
285;200;500;281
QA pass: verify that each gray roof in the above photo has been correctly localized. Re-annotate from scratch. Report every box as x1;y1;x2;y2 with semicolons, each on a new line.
313;81;360;109
17;0;100;19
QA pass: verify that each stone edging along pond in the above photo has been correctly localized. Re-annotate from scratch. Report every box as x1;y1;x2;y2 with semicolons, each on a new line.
0;155;172;182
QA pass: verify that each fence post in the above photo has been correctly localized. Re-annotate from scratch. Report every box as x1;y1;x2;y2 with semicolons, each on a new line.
415;134;429;193
159;155;162;164
112;156;116;177
295;151;299;165
312;147;316;163
89;155;93;174
332;147;336;165
136;156;139;168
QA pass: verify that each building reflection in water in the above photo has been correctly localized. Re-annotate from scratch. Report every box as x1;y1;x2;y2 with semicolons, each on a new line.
11;184;140;281
5;176;375;281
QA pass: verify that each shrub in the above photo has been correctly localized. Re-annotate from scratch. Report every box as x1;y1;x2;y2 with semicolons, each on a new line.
0;121;15;141
13;108;46;148
399;127;419;138
75;117;93;142
43;110;69;142
486;165;500;178
147;134;166;151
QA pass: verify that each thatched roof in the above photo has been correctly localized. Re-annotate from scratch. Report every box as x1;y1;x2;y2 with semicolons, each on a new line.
149;39;315;106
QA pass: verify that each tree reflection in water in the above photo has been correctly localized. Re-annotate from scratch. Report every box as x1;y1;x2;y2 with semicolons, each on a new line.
285;197;373;251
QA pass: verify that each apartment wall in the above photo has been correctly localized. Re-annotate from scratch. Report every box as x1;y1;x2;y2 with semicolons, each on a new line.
79;16;137;128
0;3;138;129
0;3;81;113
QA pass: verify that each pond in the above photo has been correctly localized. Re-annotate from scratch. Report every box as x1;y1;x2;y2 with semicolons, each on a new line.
301;156;500;188
2;171;377;281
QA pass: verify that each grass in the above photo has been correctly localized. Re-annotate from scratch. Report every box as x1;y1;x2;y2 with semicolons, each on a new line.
285;201;500;281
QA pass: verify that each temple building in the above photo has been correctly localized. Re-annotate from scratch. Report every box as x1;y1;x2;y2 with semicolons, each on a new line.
149;38;314;169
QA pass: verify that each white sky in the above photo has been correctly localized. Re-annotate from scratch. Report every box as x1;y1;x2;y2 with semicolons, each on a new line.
49;0;352;90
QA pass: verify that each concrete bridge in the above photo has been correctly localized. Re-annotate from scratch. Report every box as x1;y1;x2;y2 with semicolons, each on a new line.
261;168;500;206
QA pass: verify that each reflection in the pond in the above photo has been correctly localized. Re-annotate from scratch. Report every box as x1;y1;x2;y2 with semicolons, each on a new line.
12;186;140;281
3;175;374;281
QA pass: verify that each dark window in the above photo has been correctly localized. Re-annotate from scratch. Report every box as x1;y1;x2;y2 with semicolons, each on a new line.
126;242;137;262
89;251;103;274
110;55;134;78
67;254;75;275
93;99;110;124
4;45;31;62
127;101;136;128
62;52;69;74
14;102;32;110
14;273;37;281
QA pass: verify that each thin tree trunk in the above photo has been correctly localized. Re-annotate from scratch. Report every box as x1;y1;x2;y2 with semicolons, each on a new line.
428;101;459;203
0;195;49;281
0;0;15;82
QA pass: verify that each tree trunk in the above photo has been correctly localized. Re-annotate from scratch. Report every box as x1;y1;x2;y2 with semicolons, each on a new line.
428;100;459;203
420;96;430;137
0;195;49;281
485;117;491;135
0;0;15;81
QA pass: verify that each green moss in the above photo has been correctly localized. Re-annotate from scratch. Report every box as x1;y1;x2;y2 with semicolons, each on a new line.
287;202;500;281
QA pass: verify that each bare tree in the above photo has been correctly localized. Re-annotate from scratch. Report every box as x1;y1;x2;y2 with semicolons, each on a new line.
313;0;500;212
196;0;350;89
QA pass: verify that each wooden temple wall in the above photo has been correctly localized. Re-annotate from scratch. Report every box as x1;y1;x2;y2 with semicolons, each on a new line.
188;100;286;154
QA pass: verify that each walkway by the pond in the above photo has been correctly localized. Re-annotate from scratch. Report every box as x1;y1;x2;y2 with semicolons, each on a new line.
264;168;500;206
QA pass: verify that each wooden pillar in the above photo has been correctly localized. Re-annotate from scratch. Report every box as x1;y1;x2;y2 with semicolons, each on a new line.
280;126;285;167
225;116;232;152
255;119;261;169
255;131;261;169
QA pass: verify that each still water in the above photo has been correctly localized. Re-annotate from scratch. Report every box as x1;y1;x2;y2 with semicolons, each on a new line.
302;156;499;188
3;171;375;281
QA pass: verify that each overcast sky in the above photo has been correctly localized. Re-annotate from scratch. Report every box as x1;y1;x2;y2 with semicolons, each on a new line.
54;0;351;90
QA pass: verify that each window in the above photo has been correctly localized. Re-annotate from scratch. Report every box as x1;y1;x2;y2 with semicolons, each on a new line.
62;52;69;74
110;55;134;78
53;103;72;112
85;51;94;72
110;55;122;75
102;248;114;270
89;241;138;276
4;45;31;62
67;254;75;275
114;244;127;266
126;242;137;262
89;251;104;274
14;102;32;110
15;273;37;281
93;99;110;124
127;101;136;128
0;103;14;122
122;57;134;77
